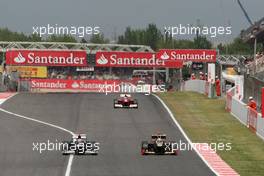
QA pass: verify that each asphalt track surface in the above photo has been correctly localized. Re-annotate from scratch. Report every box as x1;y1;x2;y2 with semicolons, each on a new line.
0;93;215;176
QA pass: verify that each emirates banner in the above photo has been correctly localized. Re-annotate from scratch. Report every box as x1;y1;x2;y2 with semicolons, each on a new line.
6;50;87;66
96;51;183;68
156;49;217;62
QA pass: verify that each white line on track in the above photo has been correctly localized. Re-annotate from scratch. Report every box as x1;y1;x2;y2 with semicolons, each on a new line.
152;94;219;176
0;94;75;176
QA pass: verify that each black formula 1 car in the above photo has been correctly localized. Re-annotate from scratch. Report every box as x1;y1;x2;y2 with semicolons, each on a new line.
114;94;138;108
62;134;99;155
141;133;178;155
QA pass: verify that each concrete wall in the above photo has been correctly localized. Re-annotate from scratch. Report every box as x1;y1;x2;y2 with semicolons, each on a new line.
183;80;206;94
230;97;248;126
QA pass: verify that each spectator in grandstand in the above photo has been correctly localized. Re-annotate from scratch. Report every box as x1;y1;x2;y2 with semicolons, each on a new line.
247;97;257;110
215;76;221;97
205;73;208;81
191;73;196;80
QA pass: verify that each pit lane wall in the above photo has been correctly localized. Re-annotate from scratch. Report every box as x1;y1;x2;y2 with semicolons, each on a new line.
182;80;264;140
18;78;165;94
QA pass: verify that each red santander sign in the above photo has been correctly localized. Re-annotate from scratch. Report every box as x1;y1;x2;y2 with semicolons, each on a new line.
156;49;217;62
96;51;182;68
6;50;87;66
30;79;126;92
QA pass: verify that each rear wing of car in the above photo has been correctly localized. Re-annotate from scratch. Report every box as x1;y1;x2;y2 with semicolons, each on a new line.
151;134;167;139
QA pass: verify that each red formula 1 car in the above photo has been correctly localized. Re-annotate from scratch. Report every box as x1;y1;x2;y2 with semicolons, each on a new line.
141;133;178;155
114;94;138;108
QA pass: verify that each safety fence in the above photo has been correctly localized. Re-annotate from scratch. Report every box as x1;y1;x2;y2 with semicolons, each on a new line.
227;92;264;139
226;87;235;112
247;108;258;133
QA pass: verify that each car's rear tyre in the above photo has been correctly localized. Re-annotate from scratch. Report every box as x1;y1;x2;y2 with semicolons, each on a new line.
141;148;146;155
141;141;149;155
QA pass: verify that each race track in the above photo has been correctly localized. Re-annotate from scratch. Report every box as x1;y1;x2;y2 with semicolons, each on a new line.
0;93;215;176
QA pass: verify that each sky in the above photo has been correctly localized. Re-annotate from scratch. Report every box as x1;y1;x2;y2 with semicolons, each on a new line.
0;0;263;44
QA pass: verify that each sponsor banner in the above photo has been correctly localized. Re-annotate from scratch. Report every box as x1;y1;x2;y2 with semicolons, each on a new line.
6;50;87;66
30;79;118;91
96;51;182;68
7;66;47;78
29;79;166;94
156;49;217;63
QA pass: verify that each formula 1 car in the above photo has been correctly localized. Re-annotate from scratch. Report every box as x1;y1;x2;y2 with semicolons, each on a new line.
114;94;138;108
141;133;178;155
62;134;99;155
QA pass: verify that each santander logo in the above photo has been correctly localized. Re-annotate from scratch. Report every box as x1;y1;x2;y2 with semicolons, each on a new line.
14;52;26;63
160;52;170;60
71;82;80;88
97;54;108;65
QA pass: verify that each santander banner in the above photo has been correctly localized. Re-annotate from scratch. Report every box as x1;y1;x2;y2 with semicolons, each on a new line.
96;51;183;68
156;49;217;62
30;79;126;92
6;50;87;66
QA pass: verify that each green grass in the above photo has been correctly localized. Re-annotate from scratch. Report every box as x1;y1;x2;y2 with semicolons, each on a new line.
158;92;264;176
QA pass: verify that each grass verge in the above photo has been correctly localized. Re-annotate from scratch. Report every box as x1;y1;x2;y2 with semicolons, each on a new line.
158;92;264;176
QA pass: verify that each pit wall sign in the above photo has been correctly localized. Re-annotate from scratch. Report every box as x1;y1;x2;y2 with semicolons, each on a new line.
5;50;87;66
208;63;215;84
156;49;217;63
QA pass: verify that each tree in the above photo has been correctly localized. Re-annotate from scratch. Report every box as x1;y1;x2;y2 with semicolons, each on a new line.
217;37;252;55
193;36;212;49
89;34;109;44
145;24;162;51
80;38;87;43
46;34;77;42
